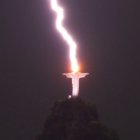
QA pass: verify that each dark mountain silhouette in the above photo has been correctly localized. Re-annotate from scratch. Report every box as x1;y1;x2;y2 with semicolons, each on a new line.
37;97;119;140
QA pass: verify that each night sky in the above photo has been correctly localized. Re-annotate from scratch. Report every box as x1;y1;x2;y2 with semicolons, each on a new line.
1;0;140;140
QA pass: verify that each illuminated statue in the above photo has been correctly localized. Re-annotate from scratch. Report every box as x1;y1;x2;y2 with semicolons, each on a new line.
63;72;89;97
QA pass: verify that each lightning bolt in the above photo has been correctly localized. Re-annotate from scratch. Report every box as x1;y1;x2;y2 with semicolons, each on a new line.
50;0;79;72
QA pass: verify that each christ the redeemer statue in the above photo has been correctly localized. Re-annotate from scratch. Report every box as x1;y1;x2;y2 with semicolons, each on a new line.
63;72;89;97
